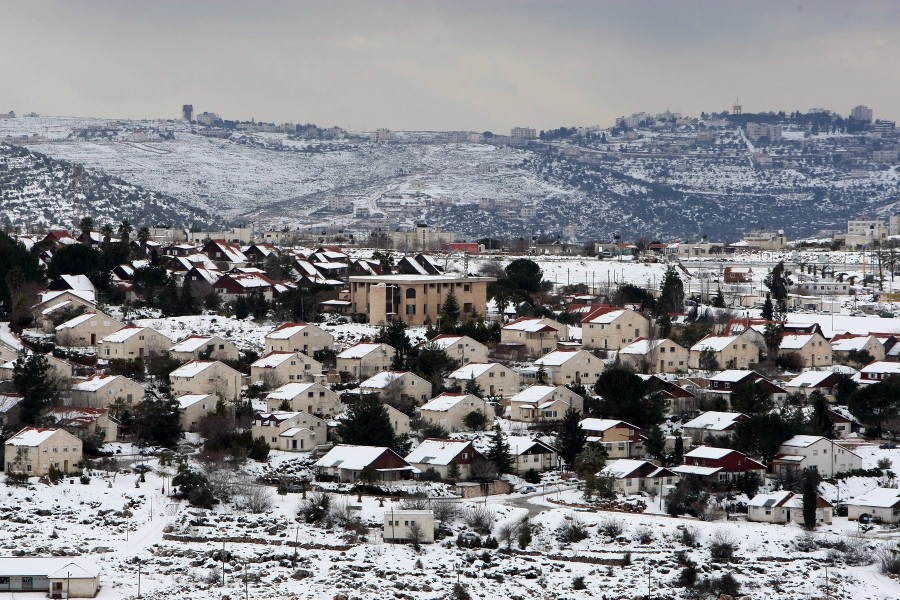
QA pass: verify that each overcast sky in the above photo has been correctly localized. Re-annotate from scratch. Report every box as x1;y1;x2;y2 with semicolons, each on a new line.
2;1;899;131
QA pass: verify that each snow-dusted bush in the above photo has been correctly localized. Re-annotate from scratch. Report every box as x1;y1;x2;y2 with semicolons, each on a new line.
633;525;654;544
464;505;494;534
709;529;737;562
599;518;625;539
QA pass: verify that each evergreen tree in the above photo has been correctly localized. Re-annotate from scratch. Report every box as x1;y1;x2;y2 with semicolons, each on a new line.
446;461;461;482
535;364;548;384
659;265;685;314
644;424;667;460
337;396;398;450
79;216;94;245
463;410;489;432
465;375;484;397
573;444;608;479
730;382;774;415
410;341;456;393
848;376;900;437
132;395;182;448
440;290;461;327
761;293;774;321
486;424;514;474
712;287;726;308
375;319;413;370
505;258;543;294
808;392;835;438
673;433;684;464
556;407;587;467
698;349;720;372
802;467;821;530
180;277;197;316
12;353;58;425
593;367;665;428
656;314;672;339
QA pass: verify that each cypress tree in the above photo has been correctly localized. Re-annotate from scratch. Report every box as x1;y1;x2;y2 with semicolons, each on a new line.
556;408;587;467
12;353;58;425
486;424;514;474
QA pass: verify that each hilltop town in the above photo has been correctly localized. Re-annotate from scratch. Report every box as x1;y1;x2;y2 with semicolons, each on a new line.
0;221;900;599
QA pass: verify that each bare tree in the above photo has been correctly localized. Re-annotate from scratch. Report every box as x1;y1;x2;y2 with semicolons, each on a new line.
407;520;425;551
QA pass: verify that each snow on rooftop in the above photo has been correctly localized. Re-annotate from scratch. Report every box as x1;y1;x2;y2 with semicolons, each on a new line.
314;444;396;470
860;361;900;375
779;334;815;350
420;393;476;412
449;362;497;379
690;335;741;352
708;369;756;383
831;336;873;352
177;394;214;409
579;418;629;432
784;370;837;388
684;446;733;460
266;382;317;400
405;439;470;465
266;322;314;339
682;411;745;431
170;360;217;378
252;351;300;368
600;459;650;478
847;487;900;508
337;342;389;359
509;385;558;405
582;309;626;324
6;427;61;446
71;375;119;392
0;557;101;579
170;335;218;353
670;464;722;476
747;490;794;508
502;318;558;333
505;436;554;455
534;350;584;366
360;371;409;389
54;311;101;330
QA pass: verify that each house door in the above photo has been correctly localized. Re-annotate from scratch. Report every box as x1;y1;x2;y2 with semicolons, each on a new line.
139;348;144;357
52;582;63;598
785;509;791;522
64;460;69;473
660;360;665;372
90;333;96;345
22;577;33;590
292;440;297;450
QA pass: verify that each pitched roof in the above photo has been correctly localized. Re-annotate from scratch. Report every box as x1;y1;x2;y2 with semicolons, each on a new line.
6;427;63;446
176;394;215;409
784;370;840;388
252;351;304;368
449;362;501;379
509;385;559;405
314;444;408;471
266;382;319;400
780;334;816;350
579;418;636;432
684;446;733;460
600;459;655;479
534;349;588;366
682;411;747;431
71;375;125;392
170;335;222;353
337;342;391;359
266;322;315;339
55;311;101;330
405;439;472;466
360;370;415;389
420;393;480;412
848;487;900;509
747;490;795;508
170;360;221;378
502;317;559;333
694;333;746;352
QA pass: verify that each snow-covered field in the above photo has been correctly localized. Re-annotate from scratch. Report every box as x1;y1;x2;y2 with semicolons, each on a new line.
3;455;900;600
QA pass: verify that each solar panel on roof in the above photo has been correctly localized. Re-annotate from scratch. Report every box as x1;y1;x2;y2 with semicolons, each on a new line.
763;498;777;507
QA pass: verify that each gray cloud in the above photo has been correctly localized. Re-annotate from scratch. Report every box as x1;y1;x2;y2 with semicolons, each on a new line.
1;1;898;130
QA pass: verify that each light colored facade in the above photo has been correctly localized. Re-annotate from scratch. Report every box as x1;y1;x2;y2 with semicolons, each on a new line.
250;351;323;387
689;330;764;370
252;411;326;452
507;385;584;422
418;393;494;432
170;360;243;402
387;225;454;251
264;322;334;356
500;317;569;357
46;406;119;443
847;488;900;523
54;311;124;347
359;371;433;404
740;230;787;251
831;335;885;364
98;326;171;360
384;510;435;544
386;404;411;436
508;437;558;474
579;418;644;459
748;491;833;525
580;308;650;351
773;435;863;478
427;335;489;366
314;445;417;482
177;394;218;432
599;459;679;495
168;335;239;363
405;439;478;480
0;558;101;598
778;333;833;367
336;343;396;379
349;274;492;326
533;349;604;386
682;411;747;443
447;363;520;398
4;427;82;475
70;375;145;408
265;382;342;417
618;338;689;374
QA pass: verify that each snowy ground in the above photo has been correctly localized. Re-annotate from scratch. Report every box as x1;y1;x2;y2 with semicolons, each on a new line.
3;458;900;600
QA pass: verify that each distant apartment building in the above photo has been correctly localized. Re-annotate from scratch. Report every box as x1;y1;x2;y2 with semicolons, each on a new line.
0;111;16;119
182;104;194;121
745;122;782;142
186;227;253;245
844;218;888;248
387;224;453;251
850;105;873;123
196;111;223;126
371;128;394;142
874;120;896;136
349;274;493;326
510;127;536;140
739;229;787;251
327;197;353;212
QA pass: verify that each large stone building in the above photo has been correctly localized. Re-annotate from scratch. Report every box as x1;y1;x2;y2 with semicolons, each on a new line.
348;274;493;326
